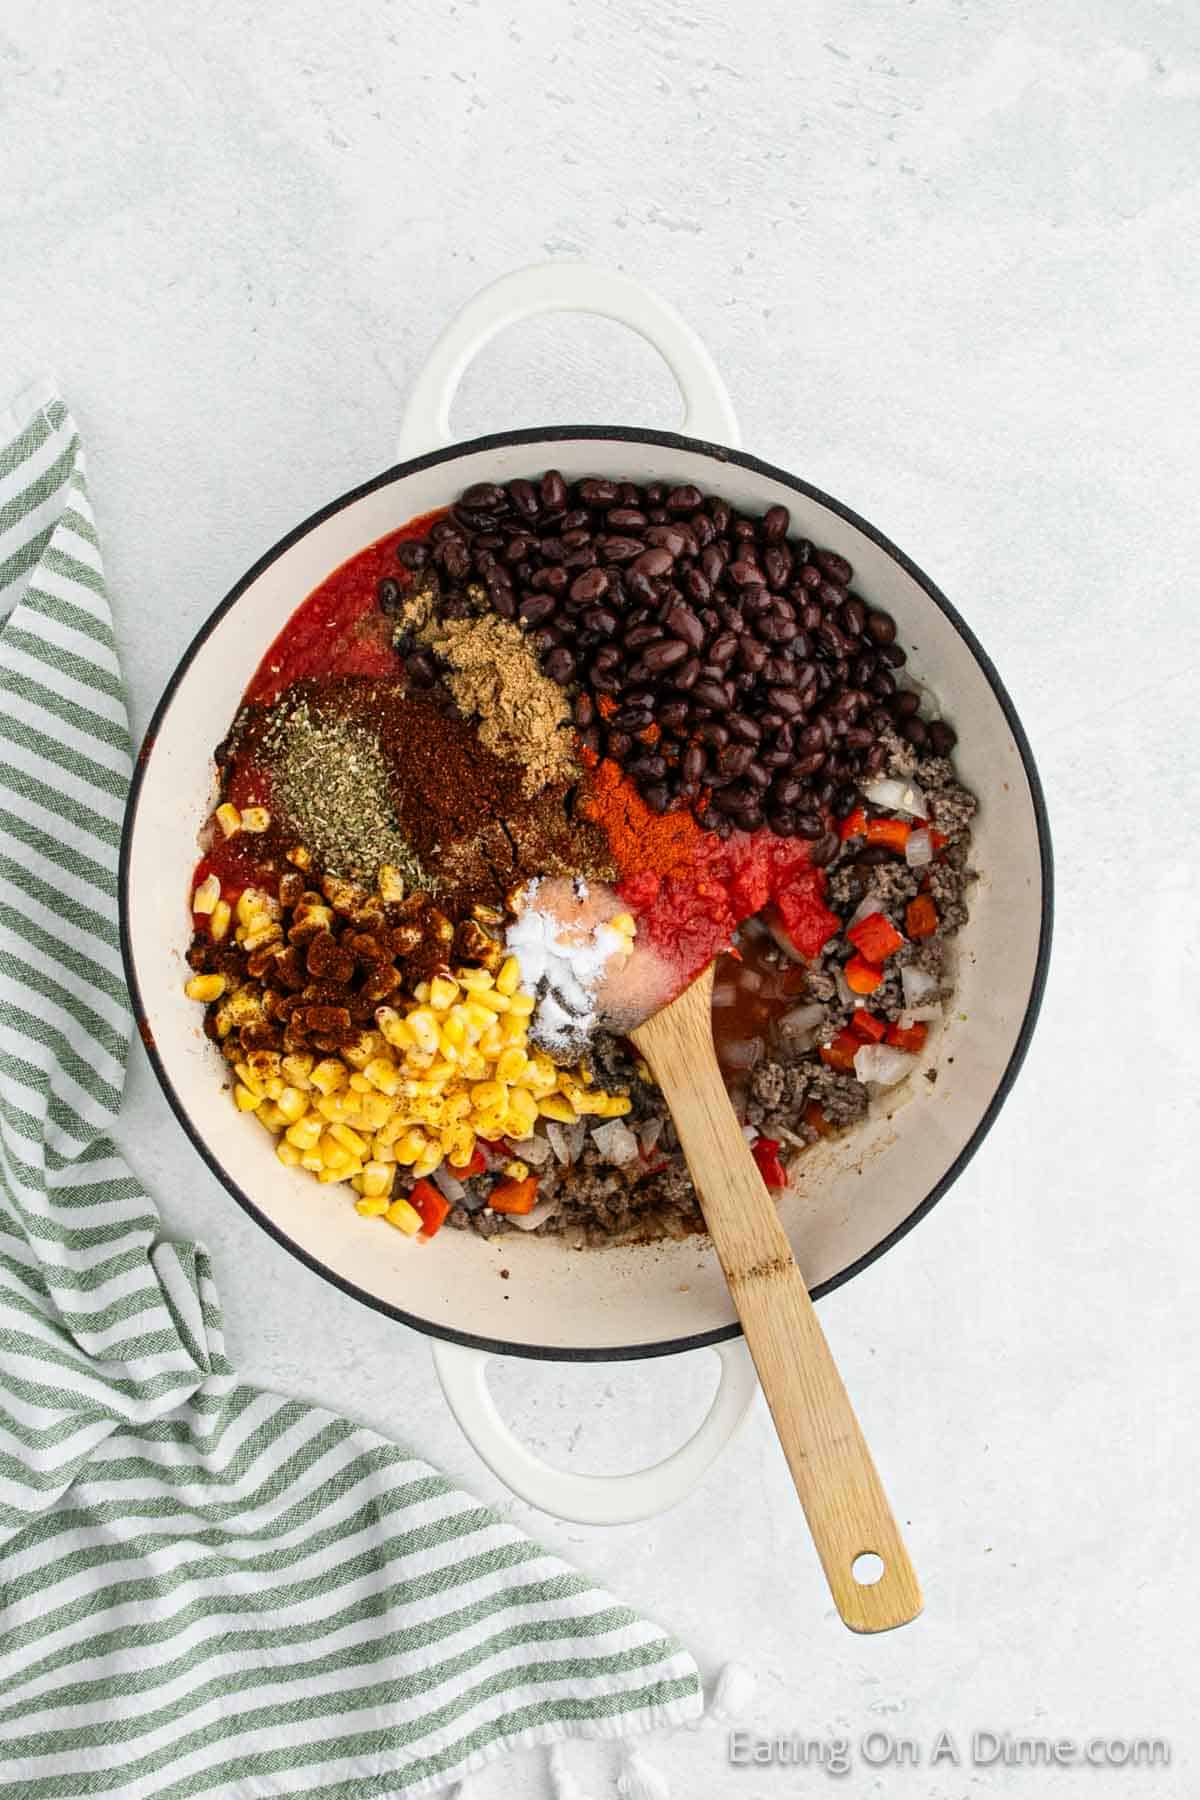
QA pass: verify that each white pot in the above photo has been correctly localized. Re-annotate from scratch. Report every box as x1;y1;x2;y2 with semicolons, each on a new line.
121;264;1052;1526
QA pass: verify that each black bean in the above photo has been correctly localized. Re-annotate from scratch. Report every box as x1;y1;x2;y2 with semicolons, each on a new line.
729;559;762;587
701;545;726;585
578;478;619;506
643;638;690;673
540;469;568;513
583;606;619;636
672;656;701;691
744;761;771;791
844;726;874;750
563;545;598;571
570;568;610;604
927;719;958;754
902;716;928;748
607;730;633;758
870;669;896;698
798;564;822;590
815;549;853;585
491;585;516;619
692;679;730;709
833;781;859;814
759;613;799;644
666;484;702;513
406;649;438;686
517;592;556;627
608;507;647;530
809;829;840;867
531;565;568;595
707;631;740;668
792;751;826;777
840;596;867;637
396;539;430;570
611;703;653;731
560;527;591;550
768;809;796;837
866;610;896;645
793;810;823;839
690;511;716;548
539;537;567;564
597;535;645;564
574;692;596;728
881;642;907;666
737;637;769;675
685;567;712;605
530;625;561;652
577;725;601;758
645;525;688;556
890;689;921;719
631;753;668;781
544;646;576;683
658;699;690;731
642;783;672;813
632;545;674;579
377;577;402;611
766;686;805;718
461;481;507;511
664;602;705;649
763;544;792;589
762;504;790;543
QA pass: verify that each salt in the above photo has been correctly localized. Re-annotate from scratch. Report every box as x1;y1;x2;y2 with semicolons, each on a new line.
505;878;634;1053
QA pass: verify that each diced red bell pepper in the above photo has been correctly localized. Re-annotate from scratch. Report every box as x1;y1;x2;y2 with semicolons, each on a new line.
488;1175;539;1215
839;806;868;842
865;816;911;852
905;894;938;940
411;1177;451;1239
886;1020;929;1054
819;1029;861;1074
850;1007;888;1043
803;1100;833;1137
846;910;906;963
751;1136;789;1189
844;954;884;995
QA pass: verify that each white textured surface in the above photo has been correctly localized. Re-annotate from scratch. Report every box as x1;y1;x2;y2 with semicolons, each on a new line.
3;1;1198;1794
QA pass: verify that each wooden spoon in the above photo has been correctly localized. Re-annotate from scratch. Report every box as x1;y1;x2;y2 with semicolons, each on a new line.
631;962;922;1633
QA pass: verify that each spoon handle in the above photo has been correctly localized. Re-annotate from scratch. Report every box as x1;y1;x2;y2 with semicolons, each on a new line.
632;967;922;1633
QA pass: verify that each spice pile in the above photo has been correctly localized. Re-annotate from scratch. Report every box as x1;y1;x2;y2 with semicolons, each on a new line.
185;474;978;1246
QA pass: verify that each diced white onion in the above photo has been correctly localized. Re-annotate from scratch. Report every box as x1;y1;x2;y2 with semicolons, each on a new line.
779;1001;827;1035
509;1197;560;1231
719;1037;763;1071
905;828;933;868
765;911;806;962
900;1005;942;1027
545;1121;572;1165
431;1166;466;1203
835;966;858;1011
846;893;889;931
712;982;739;1008
565;1119;588;1161
638;1116;665;1156
862;777;927;819
509;1133;553;1167
901;964;939;1007
853;1044;917;1088
591;1120;640;1165
737;968;764;995
742;1124;758;1142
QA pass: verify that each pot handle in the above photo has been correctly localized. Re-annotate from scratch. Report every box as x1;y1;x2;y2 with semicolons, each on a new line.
396;261;740;458
432;1336;759;1525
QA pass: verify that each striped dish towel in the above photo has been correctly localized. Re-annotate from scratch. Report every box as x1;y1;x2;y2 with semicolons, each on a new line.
0;379;702;1797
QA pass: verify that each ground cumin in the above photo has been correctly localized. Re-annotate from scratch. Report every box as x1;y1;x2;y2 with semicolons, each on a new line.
417;613;577;796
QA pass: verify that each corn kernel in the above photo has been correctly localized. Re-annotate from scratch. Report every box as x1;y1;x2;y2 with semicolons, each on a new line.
412;1147;444;1178
275;1140;302;1168
494;1047;528;1085
377;864;406;903
363;1056;400;1096
236;887;271;926
242;920;282;954
471;987;510;1013
503;1159;529;1181
233;1082;262;1112
498;1012;527;1046
209;899;231;942
384;1196;422;1235
355;1194;390;1217
185;973;226;1003
358;1092;398;1130
395;1128;430;1166
319;1163;363;1184
192;873;221;914
407;1009;440;1055
287;844;312;869
462;1000;495;1037
359;1161;394;1199
538;1094;578;1124
472;1108;508;1139
428;975;459;1011
507;1087;539;1128
506;992;536;1018
376;1007;416;1050
240;806;271;833
215;802;241;838
478;1024;504;1058
342;1031;381;1070
285;1114;323;1151
470;1080;506;1112
280;1052;314;1089
601;1094;633;1117
257;1101;288;1133
572;1088;609;1115
456;967;495;992
442;1124;475;1166
310;1059;348;1095
495;956;521;997
609;912;637;938
329;1122;367;1157
276;1086;308;1124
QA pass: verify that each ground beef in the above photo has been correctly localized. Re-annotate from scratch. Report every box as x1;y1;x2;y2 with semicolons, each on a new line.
926;853;973;933
749;1060;789;1112
863;861;921;910
879;723;920;780
899;935;946;977
805;1065;870;1127
916;754;956;792
803;966;838;1005
826;863;865;911
870;962;906;1022
585;1030;639;1094
927;781;977;842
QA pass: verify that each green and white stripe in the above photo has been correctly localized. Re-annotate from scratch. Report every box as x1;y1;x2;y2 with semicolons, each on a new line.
0;381;701;1797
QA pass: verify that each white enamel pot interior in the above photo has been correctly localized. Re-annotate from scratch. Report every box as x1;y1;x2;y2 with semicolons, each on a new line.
121;264;1052;1526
